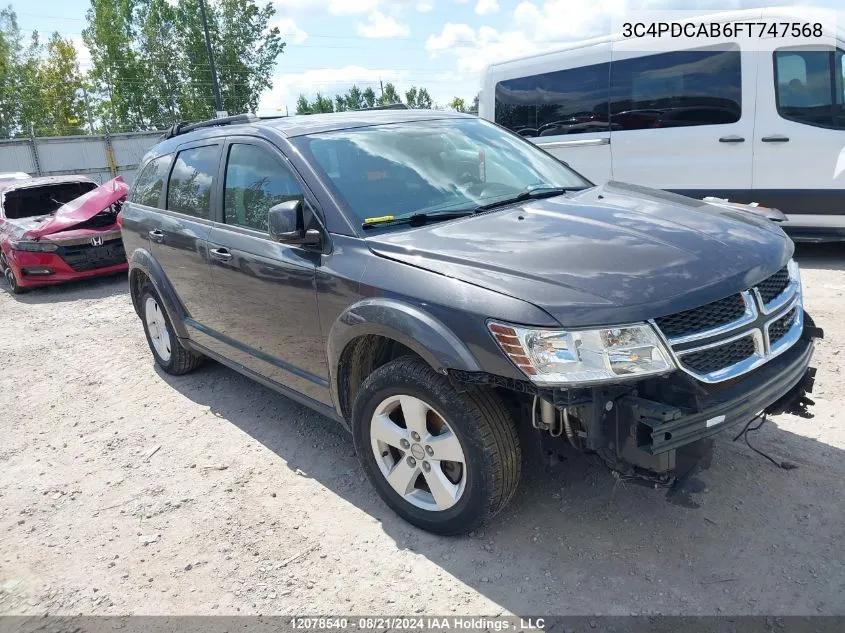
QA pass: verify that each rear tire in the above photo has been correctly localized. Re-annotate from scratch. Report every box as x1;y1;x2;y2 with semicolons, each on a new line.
139;282;203;375
352;357;521;535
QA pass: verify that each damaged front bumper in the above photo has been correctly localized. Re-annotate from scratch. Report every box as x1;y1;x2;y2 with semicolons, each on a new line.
615;335;816;470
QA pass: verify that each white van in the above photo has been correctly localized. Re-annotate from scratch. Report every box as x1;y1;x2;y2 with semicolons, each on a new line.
479;8;845;240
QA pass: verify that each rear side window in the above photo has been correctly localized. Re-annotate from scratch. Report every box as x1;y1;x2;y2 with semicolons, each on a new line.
223;144;304;232
130;154;171;208
774;48;845;130
494;62;610;138
610;46;742;130
166;145;219;219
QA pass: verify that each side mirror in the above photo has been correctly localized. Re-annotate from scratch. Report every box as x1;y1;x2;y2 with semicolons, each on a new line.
268;200;321;246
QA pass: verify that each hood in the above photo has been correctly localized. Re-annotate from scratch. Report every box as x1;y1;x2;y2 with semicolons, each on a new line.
23;177;129;239
366;181;793;328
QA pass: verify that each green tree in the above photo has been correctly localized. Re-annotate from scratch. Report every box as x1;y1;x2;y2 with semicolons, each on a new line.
405;85;432;109
334;94;347;112
213;0;284;115
345;84;363;110
136;0;182;127
449;97;466;113
295;94;311;115
362;86;376;108
311;92;333;113
0;9;42;137
82;0;148;131
379;81;400;105
36;33;87;135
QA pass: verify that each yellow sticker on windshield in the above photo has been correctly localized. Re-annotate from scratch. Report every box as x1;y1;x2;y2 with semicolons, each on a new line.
363;215;395;224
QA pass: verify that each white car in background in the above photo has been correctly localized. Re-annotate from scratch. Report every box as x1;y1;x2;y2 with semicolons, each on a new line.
479;8;845;241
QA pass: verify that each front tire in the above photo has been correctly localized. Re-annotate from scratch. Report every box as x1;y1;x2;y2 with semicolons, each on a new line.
352;357;521;535
139;282;203;375
1;253;26;294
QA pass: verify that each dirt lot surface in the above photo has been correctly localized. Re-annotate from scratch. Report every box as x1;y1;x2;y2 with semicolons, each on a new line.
1;244;844;617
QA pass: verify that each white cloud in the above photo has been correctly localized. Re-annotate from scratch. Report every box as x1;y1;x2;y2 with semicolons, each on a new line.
357;11;411;38
272;18;308;44
273;0;381;15
475;0;499;15
416;1;434;11
71;37;92;67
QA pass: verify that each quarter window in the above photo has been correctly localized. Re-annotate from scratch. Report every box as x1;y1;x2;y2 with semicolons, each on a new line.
774;48;845;130
166;145;219;219
223;144;304;232
130;154;171;208
610;46;742;130
494;62;610;138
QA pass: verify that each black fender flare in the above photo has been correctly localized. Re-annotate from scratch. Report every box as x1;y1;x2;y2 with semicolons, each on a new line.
327;298;483;417
128;248;189;339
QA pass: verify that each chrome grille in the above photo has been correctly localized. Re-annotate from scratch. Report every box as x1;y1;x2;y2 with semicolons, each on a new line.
756;266;790;304
768;307;797;346
651;260;803;383
680;336;756;374
654;293;746;339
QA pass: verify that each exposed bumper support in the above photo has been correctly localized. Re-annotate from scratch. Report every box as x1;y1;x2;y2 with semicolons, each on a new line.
618;335;816;460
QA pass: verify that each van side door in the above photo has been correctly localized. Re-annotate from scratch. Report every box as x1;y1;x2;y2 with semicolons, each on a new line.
751;32;845;234
490;42;613;183
609;35;756;198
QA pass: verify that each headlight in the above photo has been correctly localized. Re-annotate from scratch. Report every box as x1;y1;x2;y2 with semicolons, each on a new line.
9;240;58;252
489;322;675;385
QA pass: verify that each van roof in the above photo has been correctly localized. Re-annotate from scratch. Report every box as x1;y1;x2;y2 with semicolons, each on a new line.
484;7;839;72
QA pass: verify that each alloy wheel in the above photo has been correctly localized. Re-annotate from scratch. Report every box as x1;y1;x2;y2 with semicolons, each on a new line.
144;296;172;362
369;394;467;511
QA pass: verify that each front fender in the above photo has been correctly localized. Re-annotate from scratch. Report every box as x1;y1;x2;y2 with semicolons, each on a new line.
128;248;189;339
327;298;484;415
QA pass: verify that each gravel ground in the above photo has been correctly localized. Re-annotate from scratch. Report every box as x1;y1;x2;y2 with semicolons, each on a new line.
1;243;843;616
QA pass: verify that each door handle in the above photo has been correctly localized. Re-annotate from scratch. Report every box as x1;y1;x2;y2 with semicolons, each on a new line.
148;229;164;243
209;247;233;262
719;135;745;143
761;135;789;143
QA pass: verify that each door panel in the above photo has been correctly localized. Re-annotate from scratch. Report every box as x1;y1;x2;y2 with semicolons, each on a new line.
156;143;220;328
610;38;756;193
206;141;330;405
752;38;845;227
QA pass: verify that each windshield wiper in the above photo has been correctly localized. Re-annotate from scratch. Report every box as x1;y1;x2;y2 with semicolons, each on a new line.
362;210;474;230
471;186;576;212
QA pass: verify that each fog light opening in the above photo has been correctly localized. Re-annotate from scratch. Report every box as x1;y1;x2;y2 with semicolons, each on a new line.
21;267;53;276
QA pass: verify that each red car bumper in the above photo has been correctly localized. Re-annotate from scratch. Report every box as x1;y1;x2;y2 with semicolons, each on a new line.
5;247;128;288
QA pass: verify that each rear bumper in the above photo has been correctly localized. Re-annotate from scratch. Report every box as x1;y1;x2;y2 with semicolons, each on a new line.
619;335;815;456
6;249;127;287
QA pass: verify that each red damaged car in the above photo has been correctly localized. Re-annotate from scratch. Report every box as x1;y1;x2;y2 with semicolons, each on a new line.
0;175;129;293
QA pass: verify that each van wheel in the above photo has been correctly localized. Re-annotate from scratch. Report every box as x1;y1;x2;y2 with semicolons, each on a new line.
352;357;521;535
1;253;26;294
139;282;202;375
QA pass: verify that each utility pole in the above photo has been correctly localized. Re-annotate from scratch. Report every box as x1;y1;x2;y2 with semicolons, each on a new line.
81;87;96;135
198;0;225;117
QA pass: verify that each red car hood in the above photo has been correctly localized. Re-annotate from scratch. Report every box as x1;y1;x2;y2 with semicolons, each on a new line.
25;177;129;239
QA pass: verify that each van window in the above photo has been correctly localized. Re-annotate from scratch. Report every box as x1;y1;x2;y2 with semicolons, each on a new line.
166;145;219;219
494;62;610;138
610;46;742;130
130;154;171;208
223;144;304;232
774;48;845;130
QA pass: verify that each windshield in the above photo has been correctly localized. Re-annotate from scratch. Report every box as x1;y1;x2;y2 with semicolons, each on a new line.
293;117;592;230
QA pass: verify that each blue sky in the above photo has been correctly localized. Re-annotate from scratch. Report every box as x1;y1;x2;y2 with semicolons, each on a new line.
8;0;843;115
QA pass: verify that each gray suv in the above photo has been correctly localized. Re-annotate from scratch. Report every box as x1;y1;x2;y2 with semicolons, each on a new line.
122;110;820;534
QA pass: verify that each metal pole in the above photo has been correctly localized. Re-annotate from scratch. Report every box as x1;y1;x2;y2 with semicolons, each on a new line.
81;87;96;135
198;0;224;116
29;125;43;176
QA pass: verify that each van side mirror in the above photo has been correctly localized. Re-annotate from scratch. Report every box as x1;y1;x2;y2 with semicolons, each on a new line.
268;200;321;246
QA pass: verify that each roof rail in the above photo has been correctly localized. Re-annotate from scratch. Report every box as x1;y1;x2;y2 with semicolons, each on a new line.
355;103;409;111
163;113;260;139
